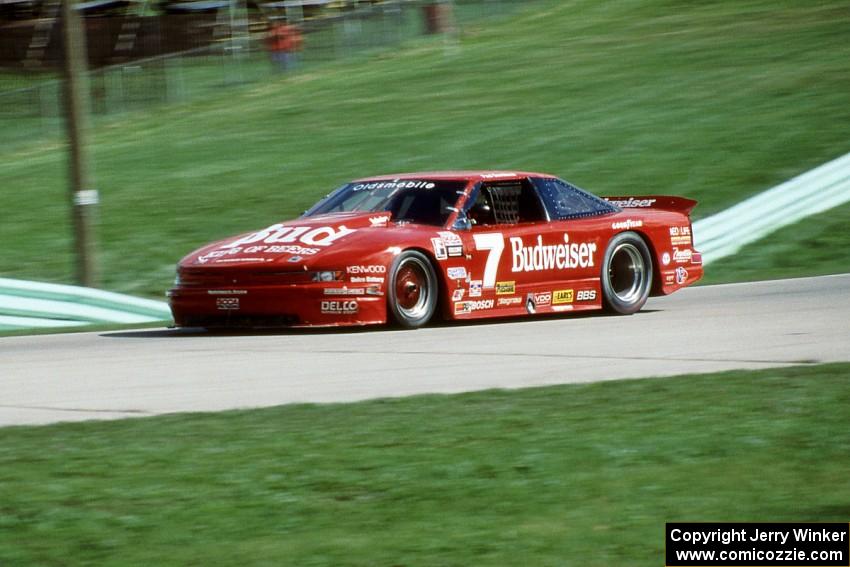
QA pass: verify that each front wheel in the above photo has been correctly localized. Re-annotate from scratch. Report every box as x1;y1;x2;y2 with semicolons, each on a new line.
387;250;438;328
601;232;653;315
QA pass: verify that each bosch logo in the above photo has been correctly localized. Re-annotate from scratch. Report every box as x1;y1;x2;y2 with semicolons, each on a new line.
346;265;387;275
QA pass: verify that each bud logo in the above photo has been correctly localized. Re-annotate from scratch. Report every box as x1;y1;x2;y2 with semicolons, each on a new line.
495;281;515;295
321;300;358;314
611;219;643;230
577;289;596;301
553;289;574;304
347;265;387;275
511;234;597;273
454;299;494;315
222;224;356;249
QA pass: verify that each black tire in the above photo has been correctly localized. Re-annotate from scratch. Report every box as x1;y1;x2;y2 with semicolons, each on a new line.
387;250;438;328
601;231;653;315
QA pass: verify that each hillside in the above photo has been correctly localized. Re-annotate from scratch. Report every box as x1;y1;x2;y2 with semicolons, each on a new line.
1;0;848;296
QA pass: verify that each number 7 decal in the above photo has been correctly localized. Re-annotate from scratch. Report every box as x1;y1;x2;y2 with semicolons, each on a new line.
472;233;504;289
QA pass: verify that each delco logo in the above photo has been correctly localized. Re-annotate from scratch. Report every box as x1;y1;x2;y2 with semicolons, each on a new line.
221;224;356;250
347;265;387;275
321;300;358;314
454;299;494;314
510;234;597;273
553;289;574;305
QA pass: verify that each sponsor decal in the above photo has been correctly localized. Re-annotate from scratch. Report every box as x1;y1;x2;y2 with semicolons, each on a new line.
267;245;320;255
447;244;464;257
670;226;693;246
347;265;386;275
324;288;365;296
662;252;671;266
207;290;248;295
438;231;463;246
553;289;574;305
611;219;644;230
452;288;465;302
676;267;689;285
288;255;303;263
431;237;448;260
576;289;597;301
480;172;517;179
369;215;391;227
606;197;657;208
366;286;383;296
320;300;358;314
353;180;436;191
454;299;494;315
216;297;240;310
665;273;676;284
349;276;384;284
469;280;483;298
498;296;523;306
534;291;552;306
672;247;693;263
510;233;597;273
495;281;516;295
551;305;574;312
222;224;356;250
447;267;467;280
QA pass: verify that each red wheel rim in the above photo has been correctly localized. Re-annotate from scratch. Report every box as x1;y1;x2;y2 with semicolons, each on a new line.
395;262;425;311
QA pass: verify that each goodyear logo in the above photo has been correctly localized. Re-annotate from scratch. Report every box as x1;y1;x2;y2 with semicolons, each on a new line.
552;289;574;305
495;281;516;295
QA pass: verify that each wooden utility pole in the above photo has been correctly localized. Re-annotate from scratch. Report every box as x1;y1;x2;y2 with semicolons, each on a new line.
61;0;99;287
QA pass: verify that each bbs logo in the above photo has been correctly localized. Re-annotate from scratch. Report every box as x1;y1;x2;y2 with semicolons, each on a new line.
576;290;597;301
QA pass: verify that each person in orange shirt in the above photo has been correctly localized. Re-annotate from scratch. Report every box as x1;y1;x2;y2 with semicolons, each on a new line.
267;19;303;72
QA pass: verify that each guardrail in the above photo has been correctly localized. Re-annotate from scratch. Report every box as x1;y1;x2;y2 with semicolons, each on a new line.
693;151;850;264
0;278;171;331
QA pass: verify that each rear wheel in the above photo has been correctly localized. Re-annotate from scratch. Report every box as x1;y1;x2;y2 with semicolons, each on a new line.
388;250;438;328
601;232;652;315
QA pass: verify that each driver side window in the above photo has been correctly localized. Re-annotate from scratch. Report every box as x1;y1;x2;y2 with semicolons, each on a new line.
468;180;547;226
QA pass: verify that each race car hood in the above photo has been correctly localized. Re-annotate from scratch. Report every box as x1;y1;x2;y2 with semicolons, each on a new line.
179;211;394;268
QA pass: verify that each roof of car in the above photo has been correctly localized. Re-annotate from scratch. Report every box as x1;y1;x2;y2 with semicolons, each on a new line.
352;171;551;182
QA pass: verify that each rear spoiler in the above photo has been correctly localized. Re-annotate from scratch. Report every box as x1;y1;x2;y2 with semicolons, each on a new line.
603;195;698;215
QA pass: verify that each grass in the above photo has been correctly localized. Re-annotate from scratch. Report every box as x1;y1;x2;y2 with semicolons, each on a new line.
0;363;848;566
702;200;850;284
1;0;849;297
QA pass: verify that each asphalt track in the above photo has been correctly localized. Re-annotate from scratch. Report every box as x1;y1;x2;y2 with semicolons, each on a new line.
1;274;848;427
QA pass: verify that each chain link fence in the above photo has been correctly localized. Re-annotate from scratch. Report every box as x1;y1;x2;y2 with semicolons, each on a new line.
0;0;527;147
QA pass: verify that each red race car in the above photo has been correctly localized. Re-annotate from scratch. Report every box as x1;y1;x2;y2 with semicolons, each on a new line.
168;171;702;328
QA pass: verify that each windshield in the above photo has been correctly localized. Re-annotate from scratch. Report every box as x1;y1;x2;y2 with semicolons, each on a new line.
304;180;467;227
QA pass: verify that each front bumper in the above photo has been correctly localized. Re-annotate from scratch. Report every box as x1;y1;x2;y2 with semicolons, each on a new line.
168;284;387;328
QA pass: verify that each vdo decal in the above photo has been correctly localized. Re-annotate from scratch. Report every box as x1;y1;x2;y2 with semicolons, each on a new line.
473;232;597;288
